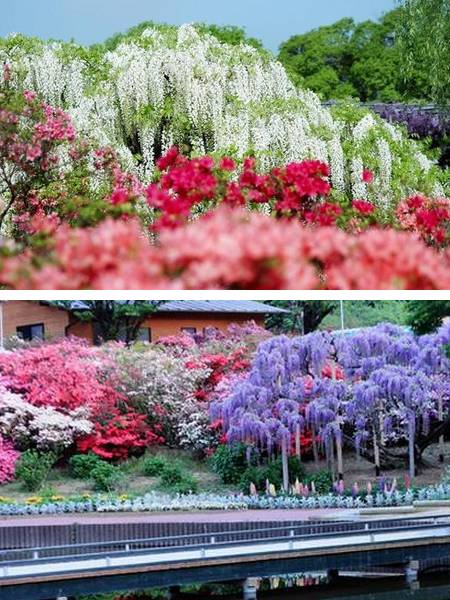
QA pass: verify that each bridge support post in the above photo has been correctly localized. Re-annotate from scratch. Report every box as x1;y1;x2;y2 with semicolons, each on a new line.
327;568;339;583
243;577;258;599
405;560;420;590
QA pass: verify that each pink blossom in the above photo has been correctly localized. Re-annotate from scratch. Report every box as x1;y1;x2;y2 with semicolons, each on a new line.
0;434;19;484
23;90;37;103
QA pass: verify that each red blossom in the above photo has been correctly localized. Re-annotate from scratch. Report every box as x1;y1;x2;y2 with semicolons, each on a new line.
352;200;375;215
396;195;450;246
219;156;236;171
362;169;374;184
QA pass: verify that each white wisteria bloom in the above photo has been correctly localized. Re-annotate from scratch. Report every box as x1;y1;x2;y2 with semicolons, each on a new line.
351;156;367;200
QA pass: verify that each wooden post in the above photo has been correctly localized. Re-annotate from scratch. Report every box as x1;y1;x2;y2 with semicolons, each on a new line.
439;396;445;463
329;438;336;480
408;418;415;481
281;436;289;492
333;363;343;481
295;423;301;462
312;427;319;466
336;423;344;482
373;431;380;477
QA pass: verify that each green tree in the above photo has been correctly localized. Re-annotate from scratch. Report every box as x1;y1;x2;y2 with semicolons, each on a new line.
406;300;450;334
397;0;450;105
321;301;408;330
264;301;336;334
278;8;432;102
54;301;161;344
278;18;358;99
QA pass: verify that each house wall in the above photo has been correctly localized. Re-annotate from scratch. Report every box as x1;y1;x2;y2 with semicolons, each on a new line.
3;302;266;344
66;319;94;341
142;313;265;341
65;313;265;342
2;301;69;340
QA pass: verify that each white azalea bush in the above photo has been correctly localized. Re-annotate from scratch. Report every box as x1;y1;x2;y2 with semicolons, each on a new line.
111;345;213;450
0;385;92;451
1;24;445;212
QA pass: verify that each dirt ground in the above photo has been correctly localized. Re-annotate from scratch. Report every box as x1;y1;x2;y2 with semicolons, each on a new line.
302;440;450;488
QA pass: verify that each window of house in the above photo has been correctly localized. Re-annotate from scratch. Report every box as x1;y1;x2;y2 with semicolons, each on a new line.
16;323;45;341
181;327;197;335
137;327;152;342
116;326;152;343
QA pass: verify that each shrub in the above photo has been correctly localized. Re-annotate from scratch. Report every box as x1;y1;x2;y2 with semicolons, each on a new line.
160;463;198;494
304;470;333;494
0;338;121;411
210;443;249;484
69;453;105;479
142;455;168;477
0;435;20;484
239;457;305;492
91;463;124;492
15;450;56;491
77;410;164;460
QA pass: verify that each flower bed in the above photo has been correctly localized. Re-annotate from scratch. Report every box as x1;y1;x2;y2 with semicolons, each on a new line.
1;484;450;516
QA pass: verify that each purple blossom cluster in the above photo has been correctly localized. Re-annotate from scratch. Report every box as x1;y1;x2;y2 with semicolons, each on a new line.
215;322;450;484
372;104;450;141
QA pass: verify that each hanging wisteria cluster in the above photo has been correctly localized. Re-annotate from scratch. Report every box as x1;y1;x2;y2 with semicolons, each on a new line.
214;322;450;487
0;24;445;208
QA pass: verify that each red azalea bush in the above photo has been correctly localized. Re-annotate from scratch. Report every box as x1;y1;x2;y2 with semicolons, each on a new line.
146;148;334;228
186;349;250;401
77;411;164;460
396;195;450;246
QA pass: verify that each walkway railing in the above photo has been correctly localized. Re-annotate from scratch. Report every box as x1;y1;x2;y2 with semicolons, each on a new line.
1;514;450;568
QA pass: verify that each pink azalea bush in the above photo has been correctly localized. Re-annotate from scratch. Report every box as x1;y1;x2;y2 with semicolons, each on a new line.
0;434;20;484
0;338;121;410
1;207;448;290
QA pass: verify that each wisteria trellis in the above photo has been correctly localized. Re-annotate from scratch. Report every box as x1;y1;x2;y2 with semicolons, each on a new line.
214;323;450;489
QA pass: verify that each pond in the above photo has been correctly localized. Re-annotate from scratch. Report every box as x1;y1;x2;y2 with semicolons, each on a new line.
30;571;450;600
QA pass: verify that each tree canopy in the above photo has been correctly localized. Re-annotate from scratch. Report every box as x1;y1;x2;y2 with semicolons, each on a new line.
277;8;437;102
406;300;450;334
397;0;450;105
264;301;336;335
53;301;161;344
